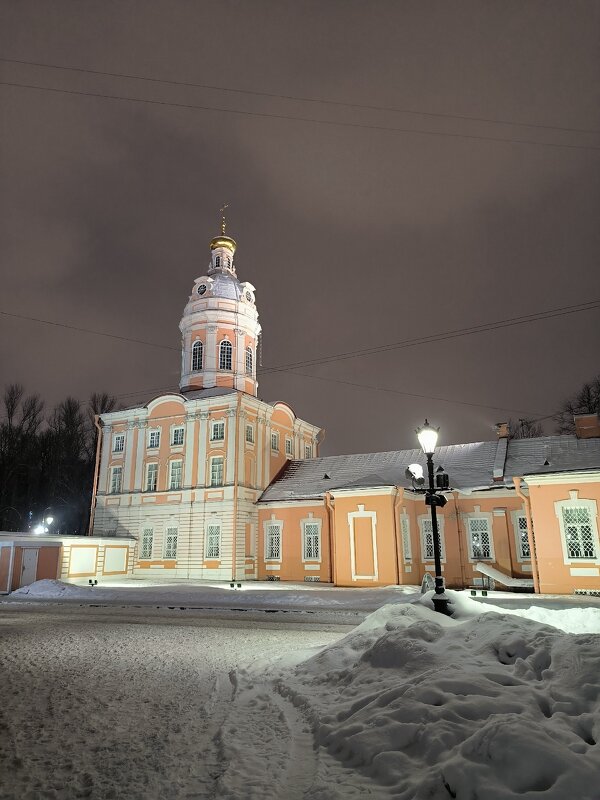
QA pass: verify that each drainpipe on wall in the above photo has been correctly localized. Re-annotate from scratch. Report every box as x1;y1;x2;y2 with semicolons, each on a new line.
88;416;103;537
324;491;336;585
452;491;468;589
392;487;403;585
514;477;540;594
231;392;242;581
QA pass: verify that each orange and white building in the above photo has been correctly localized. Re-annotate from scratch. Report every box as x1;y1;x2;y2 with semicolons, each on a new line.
48;222;600;596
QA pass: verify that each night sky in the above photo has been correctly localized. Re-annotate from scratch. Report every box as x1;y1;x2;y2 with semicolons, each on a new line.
1;1;599;455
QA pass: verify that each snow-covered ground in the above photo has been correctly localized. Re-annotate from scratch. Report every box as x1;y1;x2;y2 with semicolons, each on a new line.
1;584;599;799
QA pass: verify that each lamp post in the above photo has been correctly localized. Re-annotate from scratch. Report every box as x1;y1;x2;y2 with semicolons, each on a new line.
416;420;451;616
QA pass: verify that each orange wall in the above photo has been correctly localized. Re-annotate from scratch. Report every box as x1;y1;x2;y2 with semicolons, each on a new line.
257;504;331;583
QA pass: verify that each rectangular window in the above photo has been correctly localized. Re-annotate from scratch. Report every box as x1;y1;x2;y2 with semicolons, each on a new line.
110;466;122;494
516;514;530;559
169;460;183;490
148;429;160;449
271;431;279;451
140;527;153;559
468;518;492;559
421;518;443;560
164;526;178;559
113;433;125;453
211;421;225;441
265;522;282;560
562;507;596;559
171;426;184;446
205;522;221;559
210;456;224;487
245;424;254;444
401;516;412;561
303;521;320;561
285;437;293;456
145;463;158;492
304;444;312;459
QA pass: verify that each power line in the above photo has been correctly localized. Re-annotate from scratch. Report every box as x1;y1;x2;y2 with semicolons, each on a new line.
2;56;598;137
2;80;600;153
258;299;600;374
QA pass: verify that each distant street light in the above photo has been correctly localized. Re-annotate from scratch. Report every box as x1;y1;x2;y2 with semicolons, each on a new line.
415;420;451;616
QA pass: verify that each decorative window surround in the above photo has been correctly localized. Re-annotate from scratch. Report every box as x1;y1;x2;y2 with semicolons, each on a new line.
511;511;531;561
171;426;185;447
192;340;203;371
302;514;322;562
465;510;494;561
205;519;221;559
304;444;312;459
401;514;412;562
145;463;158;492
418;514;446;562
264;515;283;561
245;424;255;444
113;433;125;453
348;505;378;581
163;526;178;559
110;466;123;494
245;347;253;376
555;491;599;565
271;431;279;452
140;528;153;559
219;340;233;371
147;429;160;449
211;420;225;442
285;437;293;457
169;460;183;491
210;456;224;487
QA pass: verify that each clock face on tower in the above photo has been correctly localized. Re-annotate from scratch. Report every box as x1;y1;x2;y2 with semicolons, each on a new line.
197;284;207;296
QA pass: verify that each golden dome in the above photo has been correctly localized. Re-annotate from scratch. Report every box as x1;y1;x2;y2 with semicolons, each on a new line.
209;235;237;254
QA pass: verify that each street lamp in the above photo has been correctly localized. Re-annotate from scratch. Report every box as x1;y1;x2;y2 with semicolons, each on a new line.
416;420;451;616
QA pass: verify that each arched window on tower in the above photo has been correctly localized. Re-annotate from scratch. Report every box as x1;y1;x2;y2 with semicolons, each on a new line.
219;340;233;370
215;255;221;269
192;340;203;371
245;346;253;376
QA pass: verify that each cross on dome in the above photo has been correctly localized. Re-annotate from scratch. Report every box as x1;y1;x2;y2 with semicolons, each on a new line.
210;204;237;257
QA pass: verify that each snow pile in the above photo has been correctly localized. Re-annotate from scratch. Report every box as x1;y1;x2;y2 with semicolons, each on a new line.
261;596;600;799
11;579;102;598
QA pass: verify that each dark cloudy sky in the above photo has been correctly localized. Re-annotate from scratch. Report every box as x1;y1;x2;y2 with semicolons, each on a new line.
1;1;599;455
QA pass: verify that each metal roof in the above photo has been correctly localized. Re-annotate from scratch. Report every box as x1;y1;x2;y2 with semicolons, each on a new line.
505;435;600;477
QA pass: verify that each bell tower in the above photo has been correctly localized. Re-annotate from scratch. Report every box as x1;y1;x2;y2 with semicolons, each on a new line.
179;213;261;395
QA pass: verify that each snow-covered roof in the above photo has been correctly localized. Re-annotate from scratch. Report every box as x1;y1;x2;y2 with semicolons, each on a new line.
260;434;600;501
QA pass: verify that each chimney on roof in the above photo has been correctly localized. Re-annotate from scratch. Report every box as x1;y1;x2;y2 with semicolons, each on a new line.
495;422;509;439
574;413;600;439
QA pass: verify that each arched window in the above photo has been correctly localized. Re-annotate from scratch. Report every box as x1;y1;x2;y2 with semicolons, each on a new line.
219;340;232;370
245;346;253;376
192;340;203;371
215;255;221;268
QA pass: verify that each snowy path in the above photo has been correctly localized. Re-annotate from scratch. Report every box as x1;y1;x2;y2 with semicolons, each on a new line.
0;606;345;800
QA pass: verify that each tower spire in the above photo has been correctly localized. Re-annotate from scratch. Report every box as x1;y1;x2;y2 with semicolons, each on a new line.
220;203;229;236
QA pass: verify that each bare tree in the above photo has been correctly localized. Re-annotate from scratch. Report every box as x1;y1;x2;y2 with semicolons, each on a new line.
508;417;544;440
554;374;600;434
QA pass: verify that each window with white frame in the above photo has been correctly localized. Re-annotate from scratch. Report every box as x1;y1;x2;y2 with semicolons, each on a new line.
302;520;321;561
467;517;493;559
113;433;125;453
145;463;158;492
148;429;160;449
219;340;233;370
140;527;153;559
169;460;183;490
271;431;279;451
304;444;312;459
401;516;412;561
164;526;178;559
265;521;282;560
210;456;224;487
245;424;254;444
215;255;221;269
110;466;122;494
561;506;597;559
211;420;225;441
171;426;185;446
420;517;444;560
205;521;221;559
285;437;293;456
515;514;530;559
192;340;203;371
245;346;253;376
